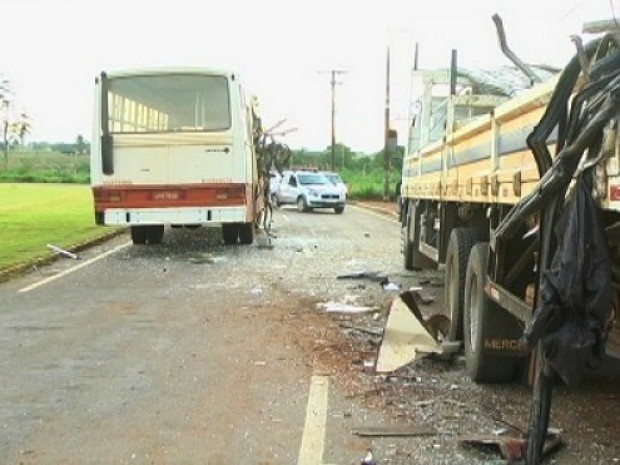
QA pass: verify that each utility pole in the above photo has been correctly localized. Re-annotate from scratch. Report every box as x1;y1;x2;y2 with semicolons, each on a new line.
383;45;391;201
320;69;347;171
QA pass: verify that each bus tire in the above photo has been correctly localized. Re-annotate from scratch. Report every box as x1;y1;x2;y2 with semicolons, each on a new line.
445;228;483;341
464;243;518;383
239;222;255;245
146;225;164;245
402;201;435;271
130;226;148;245
222;224;238;245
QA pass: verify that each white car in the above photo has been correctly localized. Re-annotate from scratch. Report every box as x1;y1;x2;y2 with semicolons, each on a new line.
276;171;346;213
319;171;348;194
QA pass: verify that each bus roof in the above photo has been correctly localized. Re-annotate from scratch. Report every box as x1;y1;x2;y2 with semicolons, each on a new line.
101;67;236;80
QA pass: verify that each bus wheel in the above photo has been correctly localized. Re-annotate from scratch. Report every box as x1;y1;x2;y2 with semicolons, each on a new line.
131;226;148;245
222;224;239;245
239;223;255;245
464;243;518;383
445;228;483;342
146;225;164;245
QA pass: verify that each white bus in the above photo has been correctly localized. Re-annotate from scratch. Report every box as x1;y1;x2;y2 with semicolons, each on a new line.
90;67;262;245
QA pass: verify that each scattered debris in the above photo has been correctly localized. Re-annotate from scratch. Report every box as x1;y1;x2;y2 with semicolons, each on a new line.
251;287;265;296
46;244;79;260
339;323;384;337
337;270;384;281
188;254;226;264
254;361;266;366
256;236;274;249
380;279;401;291
364;232;371;238
360;450;377;465
410;288;434;305
458;432;562;462
317;301;378;314
362;360;375;372
353;425;436;437
375;291;448;372
417;279;444;288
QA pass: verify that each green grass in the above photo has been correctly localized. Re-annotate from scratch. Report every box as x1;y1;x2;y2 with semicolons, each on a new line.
0;151;90;183
340;168;401;200
0;184;117;270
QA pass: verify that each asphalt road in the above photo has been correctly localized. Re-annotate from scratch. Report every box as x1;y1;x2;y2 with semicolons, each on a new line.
1;204;619;464
0;204;406;464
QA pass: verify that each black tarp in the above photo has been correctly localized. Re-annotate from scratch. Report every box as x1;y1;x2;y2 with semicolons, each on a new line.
524;176;613;386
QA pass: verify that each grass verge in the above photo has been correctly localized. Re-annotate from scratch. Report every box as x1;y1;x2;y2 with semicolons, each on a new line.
0;183;121;272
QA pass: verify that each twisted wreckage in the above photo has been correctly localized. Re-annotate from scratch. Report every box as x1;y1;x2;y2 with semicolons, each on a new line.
398;15;620;464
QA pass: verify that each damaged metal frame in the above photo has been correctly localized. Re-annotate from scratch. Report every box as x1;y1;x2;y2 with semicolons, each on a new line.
487;34;620;465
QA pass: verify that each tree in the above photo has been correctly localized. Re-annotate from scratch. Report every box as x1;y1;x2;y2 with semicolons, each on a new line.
76;134;86;155
0;78;31;166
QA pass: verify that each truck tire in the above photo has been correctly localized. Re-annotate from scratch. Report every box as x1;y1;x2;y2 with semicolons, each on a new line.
402;201;435;271
444;228;484;341
464;243;519;383
222;224;238;245
238;222;255;245
146;225;164;245
130;226;148;245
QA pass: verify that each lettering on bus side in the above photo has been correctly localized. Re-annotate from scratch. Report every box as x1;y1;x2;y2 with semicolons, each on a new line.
484;338;528;353
201;178;234;183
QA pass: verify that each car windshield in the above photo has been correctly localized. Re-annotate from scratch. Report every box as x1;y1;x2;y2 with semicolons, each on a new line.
323;173;343;184
298;173;329;185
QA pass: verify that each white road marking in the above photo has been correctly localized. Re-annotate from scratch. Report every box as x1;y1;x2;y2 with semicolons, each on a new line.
18;241;132;294
297;375;330;465
349;204;400;224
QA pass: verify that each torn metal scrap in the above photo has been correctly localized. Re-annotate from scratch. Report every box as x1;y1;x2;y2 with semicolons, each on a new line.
317;301;378;314
375;291;456;372
353;425;436;437
458;432;562;462
339;323;384;337
46;244;79;260
337;270;386;282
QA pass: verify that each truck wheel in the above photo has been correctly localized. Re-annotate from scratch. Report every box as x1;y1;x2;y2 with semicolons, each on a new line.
222;224;238;245
146;225;164;245
402;201;435;271
130;226;148;245
444;228;483;341
464;243;518;383
238;222;255;244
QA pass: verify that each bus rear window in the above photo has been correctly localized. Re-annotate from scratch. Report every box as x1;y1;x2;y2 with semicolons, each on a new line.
107;74;231;134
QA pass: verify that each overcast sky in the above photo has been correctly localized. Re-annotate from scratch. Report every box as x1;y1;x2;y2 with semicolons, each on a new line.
2;0;617;152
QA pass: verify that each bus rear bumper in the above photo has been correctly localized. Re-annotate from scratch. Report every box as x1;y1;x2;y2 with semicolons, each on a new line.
102;206;248;225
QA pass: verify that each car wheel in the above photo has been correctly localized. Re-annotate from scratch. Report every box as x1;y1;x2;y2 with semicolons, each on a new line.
296;196;308;213
334;206;345;214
